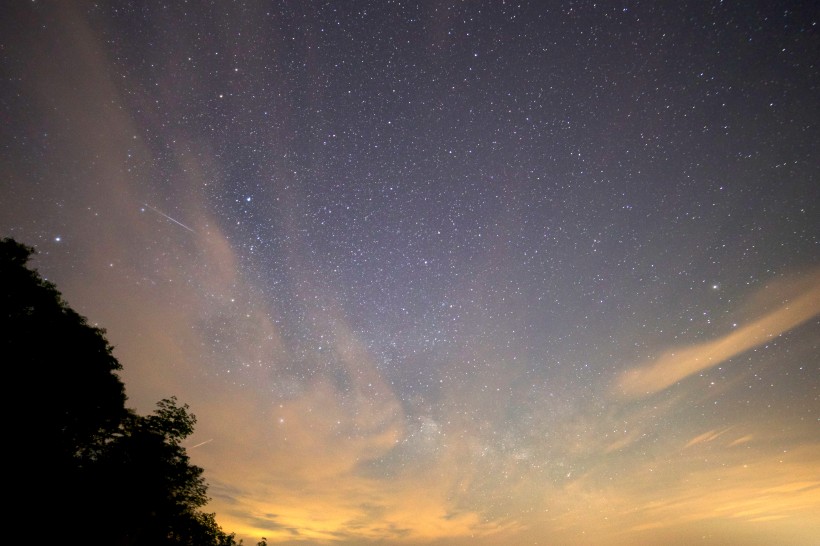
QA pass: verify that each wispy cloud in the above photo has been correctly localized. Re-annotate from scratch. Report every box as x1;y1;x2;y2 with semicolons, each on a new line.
614;272;820;399
683;428;731;449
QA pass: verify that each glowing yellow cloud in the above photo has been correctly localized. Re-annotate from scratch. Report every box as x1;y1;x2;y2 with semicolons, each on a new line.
614;272;820;399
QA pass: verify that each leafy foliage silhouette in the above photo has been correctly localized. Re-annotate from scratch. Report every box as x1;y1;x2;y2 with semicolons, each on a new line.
1;238;239;545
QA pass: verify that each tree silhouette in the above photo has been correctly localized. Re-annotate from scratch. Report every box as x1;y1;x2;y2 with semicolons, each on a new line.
89;396;241;545
1;238;128;458
1;238;237;545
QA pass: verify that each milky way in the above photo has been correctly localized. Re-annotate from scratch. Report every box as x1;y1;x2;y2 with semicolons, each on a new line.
1;2;818;544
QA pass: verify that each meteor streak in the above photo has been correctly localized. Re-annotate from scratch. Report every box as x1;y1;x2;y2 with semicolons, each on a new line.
189;439;213;449
143;203;195;233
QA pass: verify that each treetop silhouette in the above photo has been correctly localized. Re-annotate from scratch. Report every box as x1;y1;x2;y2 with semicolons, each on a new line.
1;238;239;546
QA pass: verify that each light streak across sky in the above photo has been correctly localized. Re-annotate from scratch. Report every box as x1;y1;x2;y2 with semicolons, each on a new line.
142;204;196;233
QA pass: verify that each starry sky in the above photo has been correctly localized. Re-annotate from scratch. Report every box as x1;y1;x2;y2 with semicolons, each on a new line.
1;1;819;544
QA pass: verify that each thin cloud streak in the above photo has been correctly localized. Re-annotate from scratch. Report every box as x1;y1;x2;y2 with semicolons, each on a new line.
614;272;820;399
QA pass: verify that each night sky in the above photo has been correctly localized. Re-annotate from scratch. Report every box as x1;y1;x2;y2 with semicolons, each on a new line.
2;2;819;544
